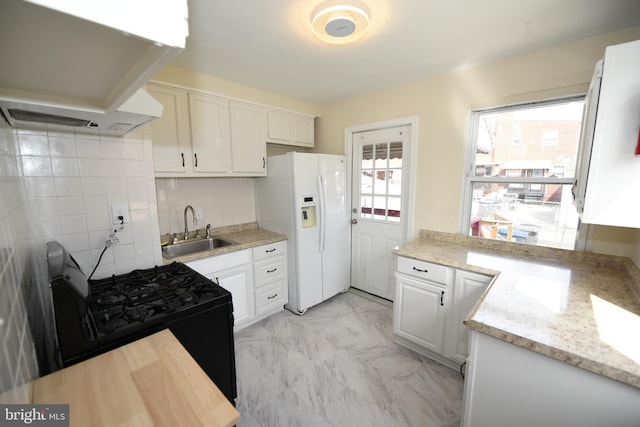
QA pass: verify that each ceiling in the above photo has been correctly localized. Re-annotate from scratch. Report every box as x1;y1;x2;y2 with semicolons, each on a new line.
171;0;640;105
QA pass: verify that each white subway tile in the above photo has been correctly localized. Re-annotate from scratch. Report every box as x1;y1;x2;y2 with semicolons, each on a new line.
83;195;108;214
78;158;104;177
54;177;82;196
21;157;52;176
49;137;77;157
59;215;87;234
51;158;79;177
80;177;106;195
18;134;49;156
76;139;101;158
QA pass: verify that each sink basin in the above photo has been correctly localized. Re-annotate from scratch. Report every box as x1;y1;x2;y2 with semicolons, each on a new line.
162;237;238;259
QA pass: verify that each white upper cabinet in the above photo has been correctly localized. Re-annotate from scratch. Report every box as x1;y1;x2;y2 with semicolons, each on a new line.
148;82;313;177
148;82;267;177
146;83;191;174
188;93;229;174
576;39;640;228
229;102;267;175
266;109;315;147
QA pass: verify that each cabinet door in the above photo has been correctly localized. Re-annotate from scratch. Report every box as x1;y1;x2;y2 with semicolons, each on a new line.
215;264;254;330
393;274;446;353
266;110;292;143
448;270;492;363
293;114;314;147
188;93;229;173
228;101;266;175
146;83;191;174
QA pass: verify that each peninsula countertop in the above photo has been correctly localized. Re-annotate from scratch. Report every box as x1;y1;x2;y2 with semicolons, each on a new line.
32;329;240;427
393;230;640;389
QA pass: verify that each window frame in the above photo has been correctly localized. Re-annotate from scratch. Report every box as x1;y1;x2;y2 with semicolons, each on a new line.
460;95;586;250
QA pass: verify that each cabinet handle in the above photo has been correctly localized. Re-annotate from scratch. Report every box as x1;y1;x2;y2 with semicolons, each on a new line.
181;152;185;167
440;291;445;306
267;268;277;273
267;293;278;300
263;157;266;168
194;152;198;167
265;248;276;253
413;266;428;273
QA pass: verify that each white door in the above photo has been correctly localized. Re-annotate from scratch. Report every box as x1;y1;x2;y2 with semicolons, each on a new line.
351;126;410;300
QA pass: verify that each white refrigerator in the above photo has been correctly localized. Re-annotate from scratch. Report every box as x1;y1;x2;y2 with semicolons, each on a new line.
255;152;350;314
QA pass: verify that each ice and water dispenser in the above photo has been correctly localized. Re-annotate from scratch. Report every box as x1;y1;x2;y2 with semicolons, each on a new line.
300;195;317;228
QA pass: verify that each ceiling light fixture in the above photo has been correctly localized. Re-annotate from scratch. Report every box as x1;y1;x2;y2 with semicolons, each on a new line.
311;4;370;45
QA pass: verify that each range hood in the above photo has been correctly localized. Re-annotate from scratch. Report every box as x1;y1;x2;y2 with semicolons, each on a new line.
0;0;188;135
0;88;164;135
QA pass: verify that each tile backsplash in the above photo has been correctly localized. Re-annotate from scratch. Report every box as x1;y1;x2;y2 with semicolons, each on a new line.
0;121;162;402
156;177;256;237
0;121;37;403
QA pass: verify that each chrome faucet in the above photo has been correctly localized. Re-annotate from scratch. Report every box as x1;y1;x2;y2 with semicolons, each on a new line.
183;205;197;240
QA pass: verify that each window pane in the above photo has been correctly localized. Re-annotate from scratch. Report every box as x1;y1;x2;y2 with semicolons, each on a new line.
469;182;578;249
475;101;583;179
360;195;372;219
360;171;373;194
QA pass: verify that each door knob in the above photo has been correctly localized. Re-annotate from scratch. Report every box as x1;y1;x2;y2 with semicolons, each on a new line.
351;219;358;224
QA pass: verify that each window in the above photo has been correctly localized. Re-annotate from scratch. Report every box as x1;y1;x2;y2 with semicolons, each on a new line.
542;130;559;146
463;97;585;249
359;141;402;222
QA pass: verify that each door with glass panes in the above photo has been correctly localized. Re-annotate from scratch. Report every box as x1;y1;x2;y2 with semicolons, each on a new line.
351;126;409;300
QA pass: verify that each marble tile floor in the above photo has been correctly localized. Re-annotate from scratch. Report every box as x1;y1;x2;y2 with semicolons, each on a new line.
233;290;464;427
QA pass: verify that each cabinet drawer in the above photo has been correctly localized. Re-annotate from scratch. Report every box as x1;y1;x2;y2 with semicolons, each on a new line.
255;280;287;314
254;256;286;286
252;240;287;261
396;256;450;284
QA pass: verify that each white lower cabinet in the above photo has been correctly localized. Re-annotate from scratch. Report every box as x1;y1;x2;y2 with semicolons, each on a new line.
393;274;447;353
446;270;493;363
393;256;492;369
215;263;253;327
252;241;288;316
185;242;288;332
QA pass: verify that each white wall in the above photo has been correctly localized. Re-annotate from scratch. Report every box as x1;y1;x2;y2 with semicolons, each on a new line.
315;26;640;257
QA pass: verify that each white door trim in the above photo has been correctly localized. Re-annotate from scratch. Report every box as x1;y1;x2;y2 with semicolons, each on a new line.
344;116;419;244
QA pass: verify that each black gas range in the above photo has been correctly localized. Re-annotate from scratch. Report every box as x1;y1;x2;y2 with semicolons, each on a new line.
46;241;237;403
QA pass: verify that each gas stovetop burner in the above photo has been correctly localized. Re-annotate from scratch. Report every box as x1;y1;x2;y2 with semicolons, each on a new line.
88;262;223;334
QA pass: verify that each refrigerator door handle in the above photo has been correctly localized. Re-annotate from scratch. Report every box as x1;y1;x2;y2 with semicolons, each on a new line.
318;175;327;251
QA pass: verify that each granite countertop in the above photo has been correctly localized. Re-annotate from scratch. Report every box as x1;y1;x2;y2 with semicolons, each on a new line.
161;222;288;264
393;230;640;389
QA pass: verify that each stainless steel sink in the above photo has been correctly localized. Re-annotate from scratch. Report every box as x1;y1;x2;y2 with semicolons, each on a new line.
162;237;238;259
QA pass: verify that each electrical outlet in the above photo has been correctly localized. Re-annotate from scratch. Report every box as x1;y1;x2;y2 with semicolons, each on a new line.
111;204;129;225
195;207;204;221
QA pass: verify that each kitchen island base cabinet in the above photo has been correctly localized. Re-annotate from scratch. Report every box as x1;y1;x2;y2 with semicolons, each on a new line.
393;256;492;370
462;331;640;427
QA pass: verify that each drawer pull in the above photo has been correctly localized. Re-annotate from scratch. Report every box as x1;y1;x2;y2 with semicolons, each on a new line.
412;266;428;273
267;293;278;300
267;268;277;273
440;291;445;306
265;248;276;253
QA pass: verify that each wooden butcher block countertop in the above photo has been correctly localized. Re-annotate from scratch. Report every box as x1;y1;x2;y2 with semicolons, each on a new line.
32;329;239;427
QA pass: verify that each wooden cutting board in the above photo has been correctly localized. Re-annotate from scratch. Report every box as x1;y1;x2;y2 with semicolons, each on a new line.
32;329;240;427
